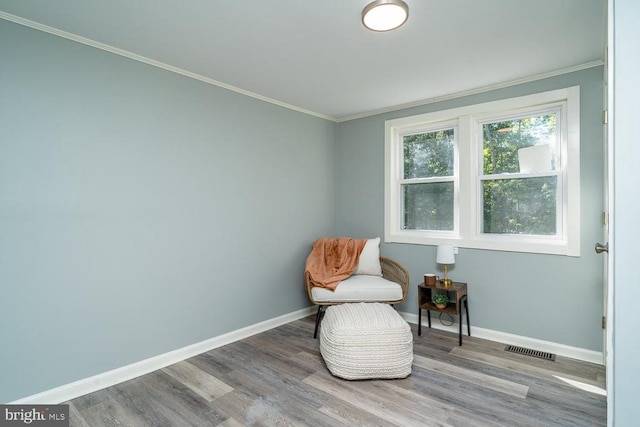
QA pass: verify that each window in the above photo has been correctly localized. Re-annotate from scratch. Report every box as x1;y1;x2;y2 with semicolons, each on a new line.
385;87;580;256
479;109;561;236
401;124;456;233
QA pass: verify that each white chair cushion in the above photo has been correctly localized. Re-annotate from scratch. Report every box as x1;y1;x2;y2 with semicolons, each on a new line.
311;274;403;303
353;237;382;276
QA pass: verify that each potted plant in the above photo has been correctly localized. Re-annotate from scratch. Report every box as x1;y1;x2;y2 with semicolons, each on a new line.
432;292;449;309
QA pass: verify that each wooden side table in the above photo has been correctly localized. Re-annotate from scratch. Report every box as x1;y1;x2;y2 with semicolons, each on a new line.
418;281;470;346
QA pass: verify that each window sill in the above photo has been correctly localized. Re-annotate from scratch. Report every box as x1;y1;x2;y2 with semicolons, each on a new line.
385;231;580;257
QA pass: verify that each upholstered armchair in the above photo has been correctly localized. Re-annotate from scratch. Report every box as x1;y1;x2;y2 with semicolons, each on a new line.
305;238;409;338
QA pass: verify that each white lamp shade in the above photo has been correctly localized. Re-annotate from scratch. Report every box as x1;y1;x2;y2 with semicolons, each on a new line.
436;245;455;265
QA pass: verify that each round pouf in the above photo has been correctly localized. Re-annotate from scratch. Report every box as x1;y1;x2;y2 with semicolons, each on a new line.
319;302;413;380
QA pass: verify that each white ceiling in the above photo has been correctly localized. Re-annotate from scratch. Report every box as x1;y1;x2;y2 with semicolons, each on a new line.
0;0;606;121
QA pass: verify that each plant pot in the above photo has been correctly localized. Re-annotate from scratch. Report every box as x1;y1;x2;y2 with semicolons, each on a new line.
435;303;447;309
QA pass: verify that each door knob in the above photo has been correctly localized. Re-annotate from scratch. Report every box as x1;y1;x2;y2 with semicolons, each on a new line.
595;242;609;254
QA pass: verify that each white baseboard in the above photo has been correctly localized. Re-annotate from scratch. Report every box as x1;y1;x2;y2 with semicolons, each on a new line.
399;311;603;365
11;307;316;404
13;306;602;404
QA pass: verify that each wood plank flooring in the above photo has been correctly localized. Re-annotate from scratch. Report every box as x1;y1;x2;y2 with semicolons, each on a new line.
66;316;606;426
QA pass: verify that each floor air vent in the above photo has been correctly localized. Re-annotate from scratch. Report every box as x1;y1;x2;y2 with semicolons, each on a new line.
505;345;556;361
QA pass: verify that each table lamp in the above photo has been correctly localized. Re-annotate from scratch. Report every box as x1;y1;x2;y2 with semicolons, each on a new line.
436;244;455;286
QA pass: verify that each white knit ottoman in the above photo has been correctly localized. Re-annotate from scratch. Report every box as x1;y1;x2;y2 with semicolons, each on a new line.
319;302;413;380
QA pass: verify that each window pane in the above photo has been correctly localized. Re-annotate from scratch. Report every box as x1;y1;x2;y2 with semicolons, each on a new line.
403;182;454;230
403;129;455;179
483;114;557;175
483;177;557;235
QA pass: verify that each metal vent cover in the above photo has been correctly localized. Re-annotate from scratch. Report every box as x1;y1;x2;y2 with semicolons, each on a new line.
505;345;556;361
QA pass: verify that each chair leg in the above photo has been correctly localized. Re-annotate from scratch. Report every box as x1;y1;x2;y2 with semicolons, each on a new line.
313;306;324;339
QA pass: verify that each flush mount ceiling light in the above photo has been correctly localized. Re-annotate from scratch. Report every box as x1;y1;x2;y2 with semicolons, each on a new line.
362;0;409;32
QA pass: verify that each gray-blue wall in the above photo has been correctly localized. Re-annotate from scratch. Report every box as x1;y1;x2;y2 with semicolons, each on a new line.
0;20;336;403
2;11;626;412
336;67;605;352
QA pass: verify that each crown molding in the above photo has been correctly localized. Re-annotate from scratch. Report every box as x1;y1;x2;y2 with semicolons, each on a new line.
337;60;604;122
1;11;603;124
0;11;337;122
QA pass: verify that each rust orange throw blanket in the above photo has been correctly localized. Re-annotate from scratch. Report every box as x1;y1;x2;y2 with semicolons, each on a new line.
305;237;367;291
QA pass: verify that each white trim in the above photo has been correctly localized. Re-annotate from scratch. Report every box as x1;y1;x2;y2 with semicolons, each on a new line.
385;87;581;256
10;307;316;404
400;311;603;365
0;11;335;122
605;1;614;425
0;11;602;124
10;305;602;404
339;61;603;122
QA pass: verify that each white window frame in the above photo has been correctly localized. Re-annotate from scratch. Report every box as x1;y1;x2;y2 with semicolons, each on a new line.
385;87;580;256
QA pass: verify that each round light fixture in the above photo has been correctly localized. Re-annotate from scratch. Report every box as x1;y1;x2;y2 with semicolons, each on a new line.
362;0;409;32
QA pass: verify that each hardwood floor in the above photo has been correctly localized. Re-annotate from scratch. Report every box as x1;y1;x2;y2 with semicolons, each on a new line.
67;316;606;426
